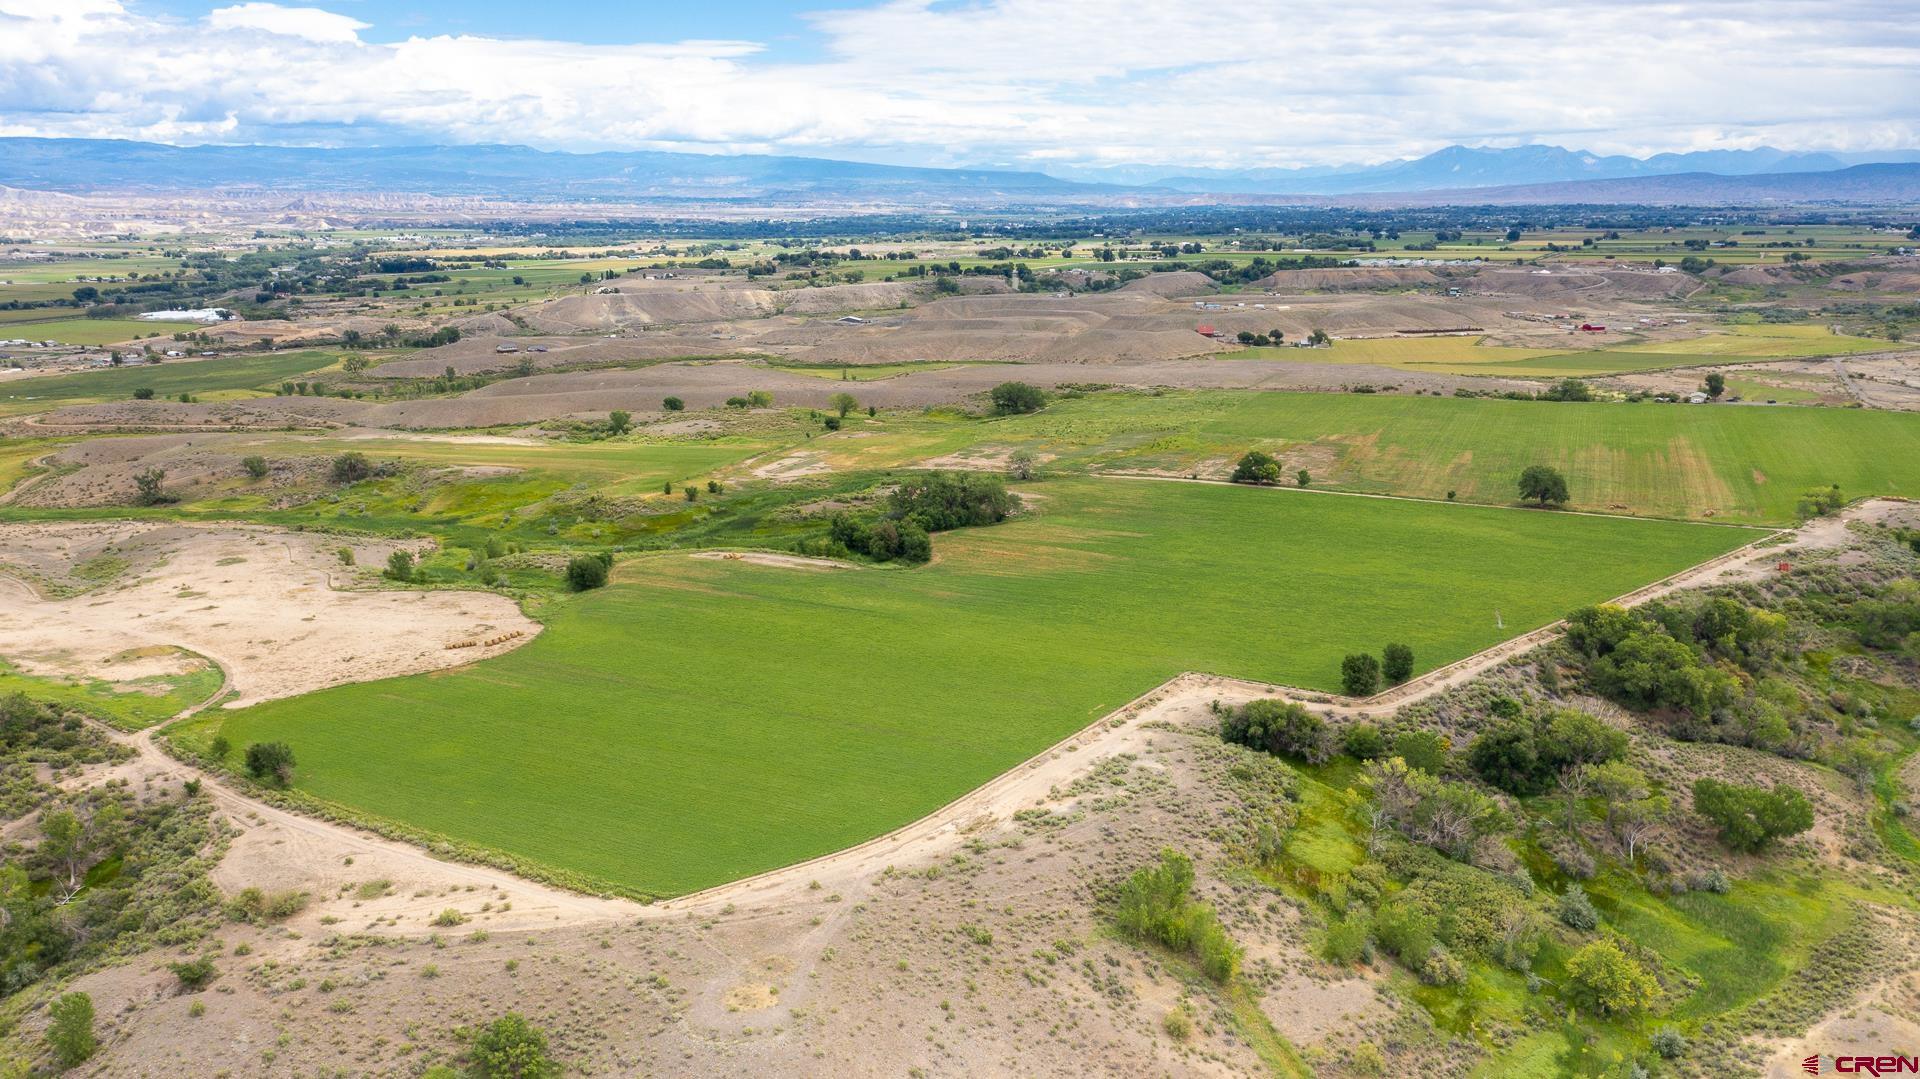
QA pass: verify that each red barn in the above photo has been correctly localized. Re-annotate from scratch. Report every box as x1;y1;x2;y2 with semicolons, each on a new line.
1196;324;1220;338
1578;323;1606;332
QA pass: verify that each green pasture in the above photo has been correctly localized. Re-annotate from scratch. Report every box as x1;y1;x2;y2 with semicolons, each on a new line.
1;318;196;346
950;391;1920;522
1723;376;1823;404
1224;325;1899;378
1613;324;1892;358
0;350;341;414
0;651;222;731
193;478;1754;897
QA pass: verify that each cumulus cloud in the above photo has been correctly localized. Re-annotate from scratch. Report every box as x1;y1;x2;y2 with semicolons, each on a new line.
206;3;367;44
0;0;1914;167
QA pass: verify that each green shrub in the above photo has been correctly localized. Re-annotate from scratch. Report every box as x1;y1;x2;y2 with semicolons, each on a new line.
241;455;268;479
1372;902;1437;970
1564;939;1659;1014
1341;723;1387;760
1692;778;1814;852
1220;699;1333;763
227;886;308;923
1162;1007;1192;1041
470;1012;558;1078
1557;884;1599;931
1111;849;1241;984
1418;944;1466;986
330;451;372;484
661;396;684;411
1651;1027;1687;1059
46;992;95;1069
989;381;1046;414
1320;914;1370;964
1390;730;1449;774
170;955;217;990
565;552;612;592
244;741;296;785
133;467;169;506
384;549;415;582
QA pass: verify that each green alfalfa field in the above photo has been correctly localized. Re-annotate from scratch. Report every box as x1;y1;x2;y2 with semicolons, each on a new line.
972;391;1920;523
188;477;1759;898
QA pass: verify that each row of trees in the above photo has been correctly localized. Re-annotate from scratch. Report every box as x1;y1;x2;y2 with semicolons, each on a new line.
1340;644;1414;696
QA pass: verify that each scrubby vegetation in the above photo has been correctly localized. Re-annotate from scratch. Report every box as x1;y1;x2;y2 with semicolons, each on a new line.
0;704;224;1007
823;470;1014;564
1109;849;1241;984
1207;522;1920;1076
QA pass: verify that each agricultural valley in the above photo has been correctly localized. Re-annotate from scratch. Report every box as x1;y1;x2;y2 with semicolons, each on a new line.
3;124;1920;1079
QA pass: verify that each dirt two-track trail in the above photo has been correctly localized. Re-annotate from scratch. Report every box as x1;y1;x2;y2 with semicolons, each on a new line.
27;500;1898;931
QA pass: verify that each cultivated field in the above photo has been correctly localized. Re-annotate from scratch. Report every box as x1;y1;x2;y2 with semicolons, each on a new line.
2;318;197;345
191;478;1756;896
0;350;341;415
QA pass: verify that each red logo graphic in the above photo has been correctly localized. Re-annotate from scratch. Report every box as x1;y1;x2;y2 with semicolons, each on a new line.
1804;1047;1920;1072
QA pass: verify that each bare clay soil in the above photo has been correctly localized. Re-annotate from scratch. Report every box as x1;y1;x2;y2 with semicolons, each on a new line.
0;520;537;707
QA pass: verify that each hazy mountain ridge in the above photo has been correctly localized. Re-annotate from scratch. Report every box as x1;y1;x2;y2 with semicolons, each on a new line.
1075;144;1920;193
0;138;1118;202
4;138;1919;207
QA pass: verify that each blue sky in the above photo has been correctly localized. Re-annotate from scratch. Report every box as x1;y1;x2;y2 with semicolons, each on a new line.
2;0;1916;169
130;0;837;53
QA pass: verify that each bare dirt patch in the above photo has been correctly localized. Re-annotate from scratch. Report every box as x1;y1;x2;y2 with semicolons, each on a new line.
0;520;538;707
689;550;851;571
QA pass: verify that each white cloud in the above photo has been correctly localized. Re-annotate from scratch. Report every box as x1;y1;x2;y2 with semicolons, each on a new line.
206;3;367;45
0;0;1913;168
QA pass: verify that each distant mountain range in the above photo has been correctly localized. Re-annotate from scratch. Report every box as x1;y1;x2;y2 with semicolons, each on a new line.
2;137;1918;208
1054;144;1920;194
0;138;1113;204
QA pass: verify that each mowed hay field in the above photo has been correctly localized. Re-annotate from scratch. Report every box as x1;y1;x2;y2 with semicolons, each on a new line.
990;391;1920;522
199;479;1756;897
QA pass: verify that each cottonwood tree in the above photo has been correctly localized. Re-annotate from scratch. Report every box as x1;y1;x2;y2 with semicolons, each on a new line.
1583;761;1667;858
40;800;124;903
1340;652;1381;696
1518;465;1569;507
1382;643;1414;684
